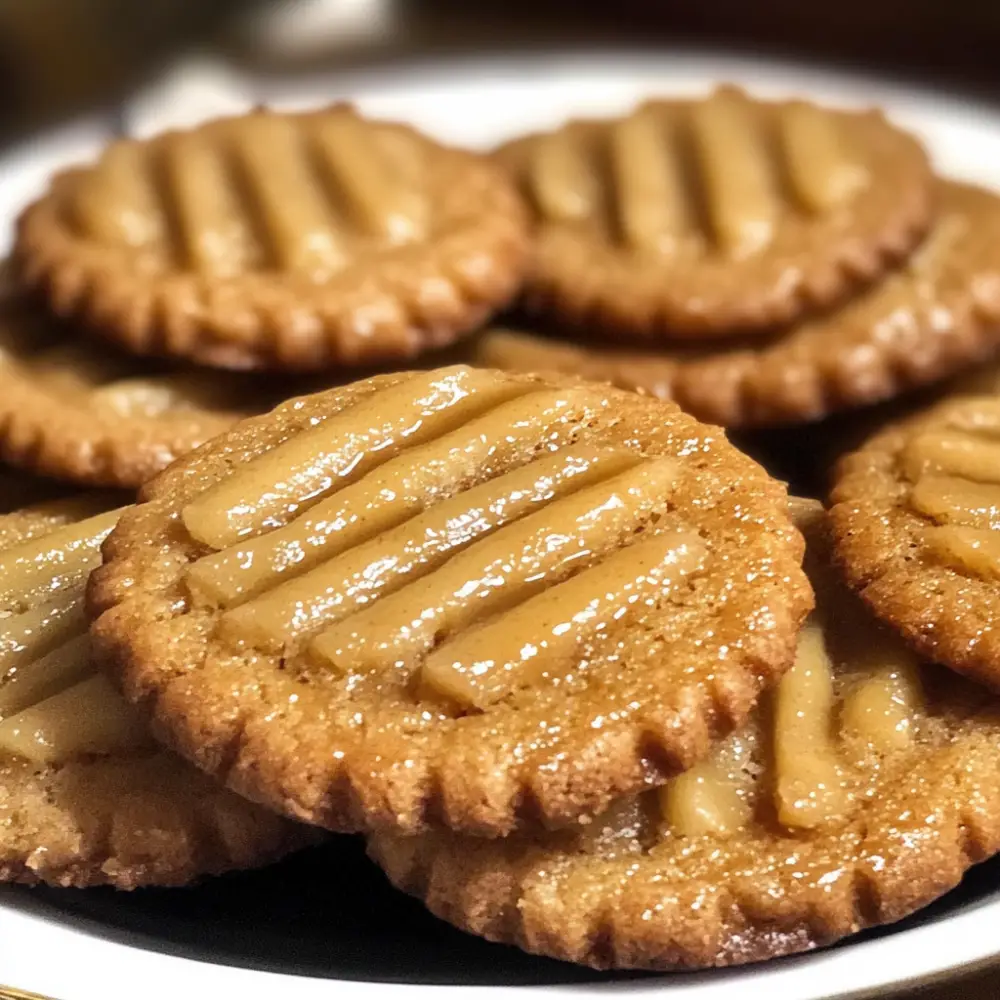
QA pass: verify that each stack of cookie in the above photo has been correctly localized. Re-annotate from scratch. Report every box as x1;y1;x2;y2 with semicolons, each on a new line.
475;85;1000;429
2;86;1000;979
0;104;528;887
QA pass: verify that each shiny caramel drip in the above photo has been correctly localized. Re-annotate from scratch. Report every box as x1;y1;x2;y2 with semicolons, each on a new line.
420;529;706;708
0;632;93;718
660;745;752;839
311;456;680;675
841;649;923;753
611;106;691;254
0;504;153;763
182;368;525;548
71;139;165;249
910;476;1000;530
773;623;847;830
0;673;151;764
926;524;1000;578
185;387;609;609
529;129;600;223
0;507;121;611
780;100;868;212
901;431;1000;485
691;88;779;256
218;448;637;651
0;592;87;679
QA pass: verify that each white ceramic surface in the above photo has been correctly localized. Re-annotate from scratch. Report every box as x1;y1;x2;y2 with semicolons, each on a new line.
3;47;1000;1000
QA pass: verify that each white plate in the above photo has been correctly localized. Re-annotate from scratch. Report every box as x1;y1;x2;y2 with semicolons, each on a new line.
4;48;1000;1000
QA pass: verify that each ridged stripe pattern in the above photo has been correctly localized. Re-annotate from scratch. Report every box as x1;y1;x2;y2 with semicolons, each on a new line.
528;87;869;258
71;108;428;277
182;366;708;708
902;399;1000;577
0;500;146;763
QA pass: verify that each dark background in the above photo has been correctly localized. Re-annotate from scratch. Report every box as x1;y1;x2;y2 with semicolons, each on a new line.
0;0;997;138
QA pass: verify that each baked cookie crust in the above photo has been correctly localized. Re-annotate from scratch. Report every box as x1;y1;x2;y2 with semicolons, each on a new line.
369;502;1000;970
831;393;1000;689
14;105;529;372
0;295;296;488
0;497;309;888
474;183;1000;428
496;87;932;340
89;365;811;837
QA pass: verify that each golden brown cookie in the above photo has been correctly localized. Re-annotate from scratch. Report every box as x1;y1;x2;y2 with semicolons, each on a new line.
369;500;1000;971
88;365;811;837
474;182;1000;427
14;104;529;372
496;86;932;340
0;496;309;888
830;393;1000;690
0;296;299;488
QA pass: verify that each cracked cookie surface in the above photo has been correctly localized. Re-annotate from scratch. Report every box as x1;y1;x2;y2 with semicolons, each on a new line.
89;365;811;837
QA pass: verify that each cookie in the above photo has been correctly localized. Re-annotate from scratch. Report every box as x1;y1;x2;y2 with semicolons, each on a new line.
474;182;1000;427
0;496;308;888
369;499;1000;970
88;364;811;837
830;391;1000;689
495;86;932;340
14;104;529;372
0;295;297;488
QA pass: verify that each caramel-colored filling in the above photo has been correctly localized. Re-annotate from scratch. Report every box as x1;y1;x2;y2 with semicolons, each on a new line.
657;576;924;837
780;100;869;213
67;107;429;275
309;456;682;675
525;88;868;257
903;408;1000;577
185;389;613;609
0;506;121;611
773;623;847;830
0;504;150;764
841;655;923;753
182;368;712;706
218;447;639;651
182;368;527;547
659;740;753;839
610;106;692;255
0;673;151;764
420;529;706;709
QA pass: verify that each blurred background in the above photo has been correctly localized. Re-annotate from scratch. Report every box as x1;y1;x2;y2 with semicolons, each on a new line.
0;0;997;141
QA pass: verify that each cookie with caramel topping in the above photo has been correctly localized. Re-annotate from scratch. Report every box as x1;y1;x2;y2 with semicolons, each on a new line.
0;293;303;488
0;497;309;888
474;182;1000;428
832;393;1000;689
88;365;811;837
495;86;932;340
13;104;528;372
368;499;1000;970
